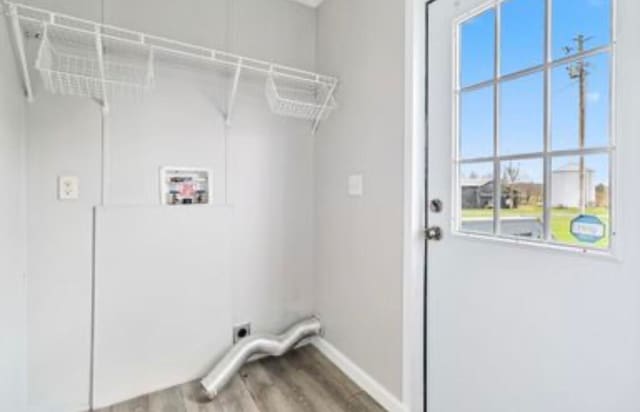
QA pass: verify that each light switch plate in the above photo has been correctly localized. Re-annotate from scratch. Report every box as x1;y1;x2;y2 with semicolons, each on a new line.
348;174;364;197
58;176;79;200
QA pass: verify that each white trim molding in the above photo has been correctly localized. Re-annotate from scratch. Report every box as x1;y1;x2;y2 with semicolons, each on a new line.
313;338;406;412
403;0;428;411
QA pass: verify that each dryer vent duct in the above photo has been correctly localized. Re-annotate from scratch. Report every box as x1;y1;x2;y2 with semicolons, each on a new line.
200;316;322;399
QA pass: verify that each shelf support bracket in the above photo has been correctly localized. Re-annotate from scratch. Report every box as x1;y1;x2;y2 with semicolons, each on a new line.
94;24;109;113
225;60;243;126
312;80;337;135
7;4;33;102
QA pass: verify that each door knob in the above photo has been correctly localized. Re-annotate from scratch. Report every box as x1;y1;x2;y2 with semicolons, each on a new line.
425;226;443;241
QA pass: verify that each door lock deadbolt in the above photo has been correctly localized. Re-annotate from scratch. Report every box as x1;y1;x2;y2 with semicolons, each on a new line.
430;199;443;213
425;226;443;241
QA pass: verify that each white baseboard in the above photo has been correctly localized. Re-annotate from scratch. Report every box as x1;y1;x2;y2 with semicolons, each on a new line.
312;337;406;412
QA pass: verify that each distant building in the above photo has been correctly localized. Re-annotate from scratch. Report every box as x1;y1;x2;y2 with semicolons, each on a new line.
551;163;595;208
461;178;494;209
461;178;523;209
510;182;543;206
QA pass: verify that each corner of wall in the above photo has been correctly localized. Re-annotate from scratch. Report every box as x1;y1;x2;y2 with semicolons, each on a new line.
312;337;407;412
313;0;406;404
0;14;29;412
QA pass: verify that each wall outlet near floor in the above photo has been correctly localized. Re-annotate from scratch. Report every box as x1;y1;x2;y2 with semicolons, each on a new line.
233;323;251;343
58;176;79;200
348;174;364;197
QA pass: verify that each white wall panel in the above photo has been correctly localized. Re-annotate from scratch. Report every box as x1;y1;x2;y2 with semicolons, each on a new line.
21;0;101;20
230;0;317;71
104;0;228;50
93;206;232;408
0;14;28;412
26;90;102;411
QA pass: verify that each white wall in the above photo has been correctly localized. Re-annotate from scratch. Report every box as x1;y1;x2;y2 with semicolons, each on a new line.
93;206;233;408
25;75;102;412
0;14;27;412
23;0;317;409
315;0;405;400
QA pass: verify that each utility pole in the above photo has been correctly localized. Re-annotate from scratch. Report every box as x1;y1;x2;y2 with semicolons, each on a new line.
565;34;591;214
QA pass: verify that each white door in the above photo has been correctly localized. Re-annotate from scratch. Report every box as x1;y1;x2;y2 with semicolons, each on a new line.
426;0;640;411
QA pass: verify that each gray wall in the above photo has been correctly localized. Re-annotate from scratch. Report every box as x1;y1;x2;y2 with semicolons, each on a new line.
0;14;27;412
22;0;317;409
315;0;405;399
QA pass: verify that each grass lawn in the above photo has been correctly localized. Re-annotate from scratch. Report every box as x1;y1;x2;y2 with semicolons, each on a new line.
462;205;610;248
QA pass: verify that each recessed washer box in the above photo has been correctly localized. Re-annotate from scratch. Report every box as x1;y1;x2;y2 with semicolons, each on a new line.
160;167;212;206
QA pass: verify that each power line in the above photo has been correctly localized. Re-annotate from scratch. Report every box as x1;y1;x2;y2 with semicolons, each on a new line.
564;34;591;213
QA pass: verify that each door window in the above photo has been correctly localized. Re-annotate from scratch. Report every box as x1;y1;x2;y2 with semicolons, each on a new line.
455;0;614;251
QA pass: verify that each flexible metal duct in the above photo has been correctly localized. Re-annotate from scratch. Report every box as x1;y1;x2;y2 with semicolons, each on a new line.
200;316;322;399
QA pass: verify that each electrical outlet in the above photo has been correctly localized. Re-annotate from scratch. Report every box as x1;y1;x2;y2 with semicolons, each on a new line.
348;174;364;197
233;323;251;343
58;176;79;200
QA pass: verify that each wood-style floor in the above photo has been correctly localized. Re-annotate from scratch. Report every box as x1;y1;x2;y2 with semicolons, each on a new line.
95;345;386;412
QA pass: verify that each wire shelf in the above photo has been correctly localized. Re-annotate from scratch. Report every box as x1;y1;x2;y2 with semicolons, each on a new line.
266;74;337;121
6;1;338;131
35;24;154;101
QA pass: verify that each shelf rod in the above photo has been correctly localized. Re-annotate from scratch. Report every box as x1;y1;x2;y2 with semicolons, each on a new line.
226;60;243;126
94;24;109;113
146;47;155;88
312;80;338;134
7;3;33;102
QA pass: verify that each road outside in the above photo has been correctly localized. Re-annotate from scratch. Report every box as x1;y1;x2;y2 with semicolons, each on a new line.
462;205;610;248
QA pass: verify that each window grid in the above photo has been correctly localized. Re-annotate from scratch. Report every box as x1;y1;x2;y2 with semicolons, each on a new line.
492;3;501;235
458;44;611;95
454;0;615;250
543;0;552;240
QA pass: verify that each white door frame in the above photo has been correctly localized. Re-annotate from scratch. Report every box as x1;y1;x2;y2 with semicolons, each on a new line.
403;0;431;411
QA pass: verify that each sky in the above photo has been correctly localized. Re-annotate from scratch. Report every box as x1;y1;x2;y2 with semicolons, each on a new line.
459;0;612;186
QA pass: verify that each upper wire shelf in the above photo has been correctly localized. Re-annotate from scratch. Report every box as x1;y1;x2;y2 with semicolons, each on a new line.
2;1;338;132
266;73;337;122
34;23;155;105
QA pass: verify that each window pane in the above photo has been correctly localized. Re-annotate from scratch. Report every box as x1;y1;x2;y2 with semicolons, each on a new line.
551;52;610;151
460;87;494;159
460;8;495;87
500;72;544;155
501;0;545;75
500;159;544;239
460;163;495;234
551;154;610;249
552;0;611;60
